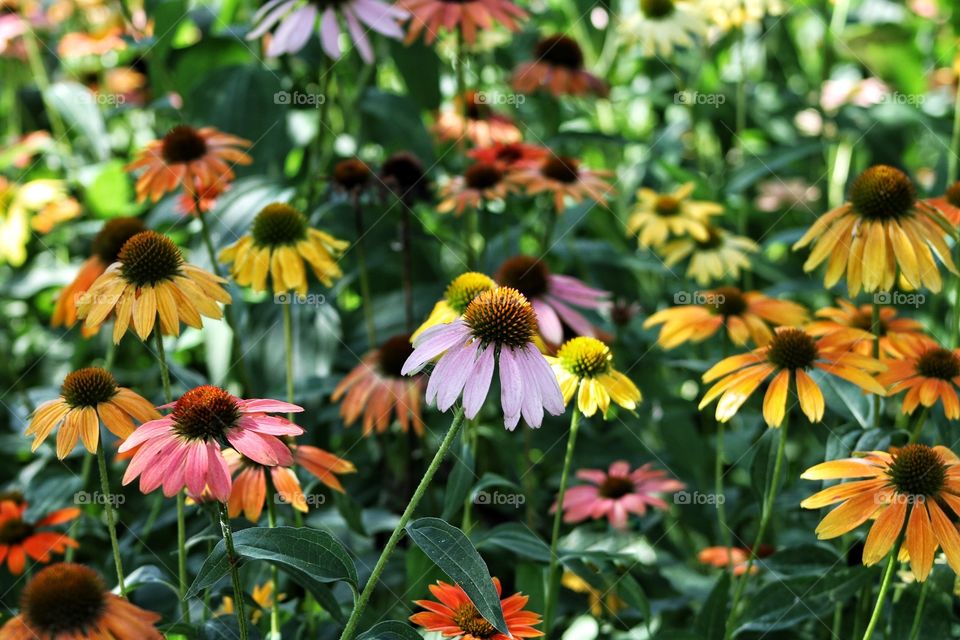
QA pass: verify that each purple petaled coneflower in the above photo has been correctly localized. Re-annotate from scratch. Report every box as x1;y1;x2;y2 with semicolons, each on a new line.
495;255;611;345
401;287;564;430
248;0;407;62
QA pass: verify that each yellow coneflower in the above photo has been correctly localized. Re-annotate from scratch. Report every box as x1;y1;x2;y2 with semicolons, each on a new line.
77;231;231;343
219;203;348;295
25;367;159;458
218;580;282;625
658;226;758;286
794;165;958;295
700;327;886;426
618;0;707;57
0;177;81;267
0;563;163;639
411;272;497;340
644;286;809;348
546;336;641;418
801;444;960;582
626;183;723;248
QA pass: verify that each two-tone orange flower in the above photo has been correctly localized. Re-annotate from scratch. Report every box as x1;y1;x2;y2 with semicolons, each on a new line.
0;500;79;575
510;154;613;213
26;367;159;458
794;165;958;295
438;162;514;216
928;180;960;225
877;345;960;419
699;327;886;426
643;287;808;348
433;91;522;148
806;299;934;358
410;578;543;639
331;334;426;436
0;563;163;638
126;125;251;215
801;444;960;581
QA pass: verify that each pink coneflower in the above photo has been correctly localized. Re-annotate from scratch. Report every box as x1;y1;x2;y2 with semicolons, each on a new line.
399;0;526;45
248;0;407;61
559;461;685;529
495;255;610;345
401;287;564;430
119;386;304;502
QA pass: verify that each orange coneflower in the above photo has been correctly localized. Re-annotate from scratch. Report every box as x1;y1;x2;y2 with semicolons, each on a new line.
801;444;960;581
468;142;548;173
77;230;231;343
643;286;808;349
399;0;526;45
332;334;426;436
224;446;355;522
410;578;543;639
698;546;762;575
794;165;958;295
0;563;163;638
25;367;160;458
806;299;934;357
928;180;960;225
438;162;513;216
877;345;960;419
433;91;523;148
126;125;251;215
0;501;78;575
513;35;608;98
700;327;886;426
219;203;348;295
51;217;146;336
510;154;614;213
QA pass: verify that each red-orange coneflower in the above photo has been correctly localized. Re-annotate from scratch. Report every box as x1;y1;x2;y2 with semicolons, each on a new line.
0;500;79;575
510;154;613;213
513;35;607;97
438;162;513;216
399;0;526;45
433;91;523;148
410;578;543;639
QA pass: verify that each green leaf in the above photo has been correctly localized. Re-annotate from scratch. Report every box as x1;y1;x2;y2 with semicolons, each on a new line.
475;523;551;563
186;526;357;598
442;439;475;521
45;83;109;160
357;621;423;640
694;573;730;640
405;518;508;635
358;89;434;162
812;368;872;429
388;39;441;111
750;429;777;500
202;616;261;640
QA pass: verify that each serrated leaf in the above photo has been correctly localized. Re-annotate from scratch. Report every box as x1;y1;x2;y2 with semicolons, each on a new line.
186;526;357;598
406;518;508;635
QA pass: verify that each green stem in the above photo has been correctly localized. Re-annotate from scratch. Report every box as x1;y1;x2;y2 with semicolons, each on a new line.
544;409;582;634
948;74;960;186
400;202;414;333
22;27;71;156
66;454;93;562
265;476;281;639
218;502;249;640
908;407;930;444
352;194;377;348
725;416;790;639
282;301;295;422
907;571;932;640
198;212;251;393
339;407;466;640
154;330;173;403
871;303;882;428
461;419;476;533
715;420;732;572
861;533;905;640
96;440;126;594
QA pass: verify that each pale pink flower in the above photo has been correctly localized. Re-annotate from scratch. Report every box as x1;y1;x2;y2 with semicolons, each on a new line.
495;255;611;345
820;77;889;112
119;386;303;502
248;0;407;62
401;287;564;430
559;461;685;529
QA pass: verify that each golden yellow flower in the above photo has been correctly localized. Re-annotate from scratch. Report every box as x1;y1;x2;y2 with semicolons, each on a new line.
627;183;723;249
77;231;231;343
411;272;497;340
658;226;758;286
219;203;348;295
0;177;81;266
546;336;641;417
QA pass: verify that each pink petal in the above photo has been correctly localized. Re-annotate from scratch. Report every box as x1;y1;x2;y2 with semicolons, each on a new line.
206;443;232;501
462;345;495;419
403;322;470;375
226;428;281;465
240;399;304;414
237;414;303;436
498;347;523;430
118;417;174;451
532;298;563;344
319;6;341;59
